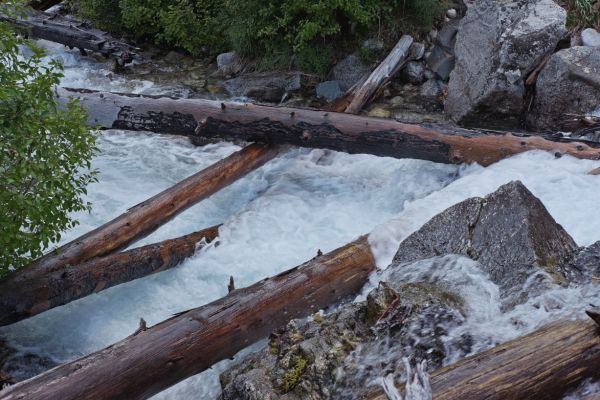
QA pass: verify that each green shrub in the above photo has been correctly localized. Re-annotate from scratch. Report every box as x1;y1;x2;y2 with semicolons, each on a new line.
0;2;97;277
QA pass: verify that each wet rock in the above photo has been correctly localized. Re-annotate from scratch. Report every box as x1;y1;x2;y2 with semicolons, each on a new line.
222;72;302;102
563;241;600;279
409;42;426;61
367;106;392;118
447;8;458;19
401;61;426;85
219;281;463;400
331;53;371;91
393;181;578;308
419;79;447;110
446;0;567;128
528;46;600;131
315;81;343;102
216;51;244;76
582;28;600;47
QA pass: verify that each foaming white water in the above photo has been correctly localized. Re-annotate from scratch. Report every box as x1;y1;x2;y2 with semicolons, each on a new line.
0;130;457;398
369;151;600;268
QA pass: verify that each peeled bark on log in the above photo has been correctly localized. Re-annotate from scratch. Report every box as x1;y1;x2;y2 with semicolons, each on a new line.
0;237;376;400
2;144;280;285
367;318;600;400
59;88;600;166
344;35;413;114
0;225;220;327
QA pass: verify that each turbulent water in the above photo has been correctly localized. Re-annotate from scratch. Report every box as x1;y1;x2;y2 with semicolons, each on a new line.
3;40;600;398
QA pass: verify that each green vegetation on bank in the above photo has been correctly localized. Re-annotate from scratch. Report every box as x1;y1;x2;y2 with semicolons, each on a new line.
0;1;97;276
72;0;448;74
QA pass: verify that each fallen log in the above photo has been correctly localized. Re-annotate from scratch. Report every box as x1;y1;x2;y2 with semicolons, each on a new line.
2;143;280;285
0;237;376;400
344;35;413;114
366;314;600;400
1;11;136;61
0;224;220;327
26;0;62;11
59;88;600;166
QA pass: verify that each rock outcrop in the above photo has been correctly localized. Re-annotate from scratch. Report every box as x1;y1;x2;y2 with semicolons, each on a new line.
393;181;578;308
445;0;567;128
528;46;600;131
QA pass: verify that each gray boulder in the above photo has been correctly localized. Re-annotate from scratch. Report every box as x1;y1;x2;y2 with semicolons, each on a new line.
401;61;426;85
582;28;600;47
426;19;460;81
216;52;244;76
315;81;343;102
222;72;302;103
393;181;578;308
330;54;371;92
445;0;567;128
528;46;600;131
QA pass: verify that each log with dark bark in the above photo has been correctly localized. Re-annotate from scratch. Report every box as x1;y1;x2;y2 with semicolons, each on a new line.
1;144;280;285
344;35;413;114
1;11;136;61
0;225;220;327
26;0;62;11
60;88;600;166
366;315;600;400
0;237;375;400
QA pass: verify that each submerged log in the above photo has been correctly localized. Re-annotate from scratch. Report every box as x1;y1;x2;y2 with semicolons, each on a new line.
2;144;280;285
59;88;600;166
0;237;376;400
344;35;413;114
367;316;600;400
0;225;220;327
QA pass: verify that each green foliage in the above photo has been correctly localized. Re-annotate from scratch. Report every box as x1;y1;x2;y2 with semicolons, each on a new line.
0;2;97;277
565;0;600;29
76;0;226;56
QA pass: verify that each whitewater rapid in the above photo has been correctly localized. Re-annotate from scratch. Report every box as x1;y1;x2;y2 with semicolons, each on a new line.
2;40;600;399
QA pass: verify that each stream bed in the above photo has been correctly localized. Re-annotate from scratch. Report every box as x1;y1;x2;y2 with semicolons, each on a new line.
2;40;600;399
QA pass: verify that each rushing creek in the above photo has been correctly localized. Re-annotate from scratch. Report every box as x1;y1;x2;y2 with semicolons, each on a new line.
3;40;600;399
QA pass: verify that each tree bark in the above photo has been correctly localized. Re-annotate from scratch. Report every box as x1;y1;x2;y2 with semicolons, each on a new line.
0;225;220;327
26;0;62;11
344;35;413;114
1;144;280;285
1;11;136;60
58;88;600;167
0;237;376;400
366;318;600;400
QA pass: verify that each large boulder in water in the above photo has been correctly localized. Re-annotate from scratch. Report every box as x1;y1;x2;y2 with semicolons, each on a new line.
445;0;566;128
393;181;578;308
527;46;600;131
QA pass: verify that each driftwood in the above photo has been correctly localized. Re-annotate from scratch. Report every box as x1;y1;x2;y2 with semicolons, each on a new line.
344;35;413;114
1;143;280;286
366;313;600;400
0;237;376;400
0;225;220;327
59;88;600;166
2;11;136;62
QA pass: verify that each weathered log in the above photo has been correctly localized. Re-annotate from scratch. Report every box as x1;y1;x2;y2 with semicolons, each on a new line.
57;88;600;166
366;317;600;400
0;225;220;327
2;144;280;285
344;35;413;114
1;11;136;60
26;0;62;11
0;237;376;400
